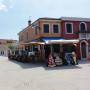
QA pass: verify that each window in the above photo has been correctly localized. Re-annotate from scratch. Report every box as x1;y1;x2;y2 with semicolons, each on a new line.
53;24;59;33
35;26;38;35
35;29;37;35
80;22;87;32
19;35;23;41
43;24;49;33
1;51;4;55
33;25;38;35
26;32;28;40
66;23;73;34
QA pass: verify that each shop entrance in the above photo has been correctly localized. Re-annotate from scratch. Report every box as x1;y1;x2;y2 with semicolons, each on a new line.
44;45;51;59
81;42;87;59
64;44;75;53
52;44;60;54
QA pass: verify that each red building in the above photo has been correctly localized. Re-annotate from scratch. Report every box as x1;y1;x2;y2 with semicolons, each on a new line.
60;17;90;60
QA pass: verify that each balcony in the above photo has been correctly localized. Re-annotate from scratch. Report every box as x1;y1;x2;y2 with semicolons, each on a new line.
75;29;90;39
79;33;90;39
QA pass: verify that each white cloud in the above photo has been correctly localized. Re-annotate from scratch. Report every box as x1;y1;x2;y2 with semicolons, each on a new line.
0;0;15;12
3;0;15;8
0;3;7;11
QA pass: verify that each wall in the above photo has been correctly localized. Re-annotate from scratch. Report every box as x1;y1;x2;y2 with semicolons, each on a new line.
19;19;62;44
61;21;79;39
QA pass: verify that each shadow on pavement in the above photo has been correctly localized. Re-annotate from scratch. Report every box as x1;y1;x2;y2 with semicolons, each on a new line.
78;60;90;64
9;60;45;69
44;65;82;71
9;59;82;70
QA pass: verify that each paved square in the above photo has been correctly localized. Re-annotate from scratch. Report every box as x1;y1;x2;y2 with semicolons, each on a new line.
0;56;90;90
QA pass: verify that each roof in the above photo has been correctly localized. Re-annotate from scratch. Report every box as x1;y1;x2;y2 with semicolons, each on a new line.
61;17;90;22
0;39;17;42
18;26;30;35
18;17;60;34
18;16;90;35
39;17;60;20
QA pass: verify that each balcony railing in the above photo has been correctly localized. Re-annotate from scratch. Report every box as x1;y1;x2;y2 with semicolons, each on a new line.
79;33;90;39
75;29;90;34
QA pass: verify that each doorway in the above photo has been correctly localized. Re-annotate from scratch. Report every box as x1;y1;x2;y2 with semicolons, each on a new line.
80;41;88;60
44;45;51;59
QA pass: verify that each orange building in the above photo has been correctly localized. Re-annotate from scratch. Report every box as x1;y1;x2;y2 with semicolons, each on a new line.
18;18;61;50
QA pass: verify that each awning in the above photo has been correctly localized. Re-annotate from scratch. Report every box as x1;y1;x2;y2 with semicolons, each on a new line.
29;42;45;45
21;37;79;45
42;37;64;44
42;37;79;44
48;39;79;44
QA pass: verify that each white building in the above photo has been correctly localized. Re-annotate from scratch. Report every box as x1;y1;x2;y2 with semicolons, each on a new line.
0;39;17;57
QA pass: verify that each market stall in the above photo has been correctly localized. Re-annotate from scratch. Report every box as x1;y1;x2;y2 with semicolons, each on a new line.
28;37;79;66
15;37;79;66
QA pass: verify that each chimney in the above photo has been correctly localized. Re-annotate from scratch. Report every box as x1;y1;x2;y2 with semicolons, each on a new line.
28;20;31;26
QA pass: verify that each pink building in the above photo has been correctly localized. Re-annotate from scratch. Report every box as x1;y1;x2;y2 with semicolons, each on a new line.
60;17;90;60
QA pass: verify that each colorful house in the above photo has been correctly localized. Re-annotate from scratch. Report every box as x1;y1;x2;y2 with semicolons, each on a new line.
18;17;90;61
60;17;90;60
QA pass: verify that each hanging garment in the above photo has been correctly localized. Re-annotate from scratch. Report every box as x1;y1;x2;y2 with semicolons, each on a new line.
48;54;56;67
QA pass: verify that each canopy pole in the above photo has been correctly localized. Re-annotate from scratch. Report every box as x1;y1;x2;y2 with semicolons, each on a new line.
50;44;53;55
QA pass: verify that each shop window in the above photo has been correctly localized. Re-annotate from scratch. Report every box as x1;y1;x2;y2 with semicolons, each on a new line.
65;45;75;53
43;24;49;33
53;24;59;33
33;46;38;52
65;23;73;34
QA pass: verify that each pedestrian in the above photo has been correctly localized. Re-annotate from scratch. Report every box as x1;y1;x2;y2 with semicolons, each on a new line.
72;52;77;65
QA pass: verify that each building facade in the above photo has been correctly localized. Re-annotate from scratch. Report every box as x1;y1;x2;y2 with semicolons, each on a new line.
18;17;90;60
61;17;90;60
18;18;61;49
0;39;17;56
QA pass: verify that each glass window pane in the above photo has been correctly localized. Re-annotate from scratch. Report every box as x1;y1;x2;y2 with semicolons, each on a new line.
43;24;49;33
66;24;72;33
53;25;59;33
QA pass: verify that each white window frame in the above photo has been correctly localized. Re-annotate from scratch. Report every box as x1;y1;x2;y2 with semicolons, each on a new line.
79;22;87;31
65;22;73;34
52;24;60;34
43;23;50;33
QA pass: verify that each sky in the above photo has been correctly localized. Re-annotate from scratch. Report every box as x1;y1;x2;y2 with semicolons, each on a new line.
0;0;90;40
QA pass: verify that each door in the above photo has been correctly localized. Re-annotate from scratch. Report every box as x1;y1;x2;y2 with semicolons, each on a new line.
81;42;87;59
44;45;51;58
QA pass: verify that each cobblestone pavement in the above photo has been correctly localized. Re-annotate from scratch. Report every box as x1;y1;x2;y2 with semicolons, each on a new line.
0;56;90;90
